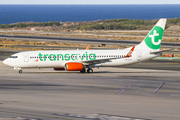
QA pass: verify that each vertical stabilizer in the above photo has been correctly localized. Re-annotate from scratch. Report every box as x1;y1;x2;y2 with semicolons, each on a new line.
136;19;167;50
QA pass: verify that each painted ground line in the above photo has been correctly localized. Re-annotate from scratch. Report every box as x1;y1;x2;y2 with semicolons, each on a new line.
153;82;165;93
136;84;148;94
136;86;145;94
116;82;134;94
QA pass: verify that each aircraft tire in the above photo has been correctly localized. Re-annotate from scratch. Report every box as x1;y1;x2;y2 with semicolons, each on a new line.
87;68;93;73
19;70;23;74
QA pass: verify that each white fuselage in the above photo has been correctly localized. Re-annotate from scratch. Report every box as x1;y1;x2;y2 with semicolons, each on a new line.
3;47;159;69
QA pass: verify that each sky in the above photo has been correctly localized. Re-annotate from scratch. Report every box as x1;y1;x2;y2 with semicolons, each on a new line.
0;0;180;4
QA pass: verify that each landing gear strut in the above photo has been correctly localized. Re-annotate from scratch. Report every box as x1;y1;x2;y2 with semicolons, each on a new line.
87;68;93;73
80;68;86;73
19;70;23;74
80;68;93;73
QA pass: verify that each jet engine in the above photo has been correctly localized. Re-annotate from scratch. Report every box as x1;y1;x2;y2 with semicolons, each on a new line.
65;62;83;71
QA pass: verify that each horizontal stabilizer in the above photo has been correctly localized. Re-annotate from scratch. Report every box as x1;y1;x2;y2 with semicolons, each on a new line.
150;48;174;54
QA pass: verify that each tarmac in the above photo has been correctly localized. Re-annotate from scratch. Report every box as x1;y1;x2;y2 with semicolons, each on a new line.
1;34;180;48
0;52;180;119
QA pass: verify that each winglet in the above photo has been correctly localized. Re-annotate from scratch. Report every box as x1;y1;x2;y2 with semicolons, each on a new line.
86;45;90;50
125;46;135;57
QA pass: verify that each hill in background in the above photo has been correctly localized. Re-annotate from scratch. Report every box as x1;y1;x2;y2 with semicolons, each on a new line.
0;18;180;32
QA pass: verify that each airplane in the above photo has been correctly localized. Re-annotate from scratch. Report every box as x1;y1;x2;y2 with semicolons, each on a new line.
3;18;167;74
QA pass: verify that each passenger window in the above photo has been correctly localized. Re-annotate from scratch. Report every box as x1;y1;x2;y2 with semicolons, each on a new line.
10;56;17;58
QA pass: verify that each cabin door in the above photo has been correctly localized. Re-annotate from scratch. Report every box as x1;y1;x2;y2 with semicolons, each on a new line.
24;54;29;62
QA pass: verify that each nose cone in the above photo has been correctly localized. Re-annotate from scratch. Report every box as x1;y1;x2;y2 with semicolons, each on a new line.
3;58;10;66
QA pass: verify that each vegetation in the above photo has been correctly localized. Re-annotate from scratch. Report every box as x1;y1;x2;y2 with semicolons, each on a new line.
166;18;180;27
75;18;180;30
75;19;157;30
0;22;60;28
0;18;180;30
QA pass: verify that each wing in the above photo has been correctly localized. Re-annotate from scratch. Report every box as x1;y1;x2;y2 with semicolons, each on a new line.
81;46;135;65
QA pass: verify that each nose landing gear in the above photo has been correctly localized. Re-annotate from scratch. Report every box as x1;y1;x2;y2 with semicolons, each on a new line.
19;70;23;74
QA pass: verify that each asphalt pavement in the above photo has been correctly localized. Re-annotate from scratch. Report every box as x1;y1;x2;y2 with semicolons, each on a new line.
1;34;180;47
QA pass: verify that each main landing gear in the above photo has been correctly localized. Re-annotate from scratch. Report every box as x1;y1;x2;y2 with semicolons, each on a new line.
19;70;23;74
87;68;93;73
80;68;86;73
80;68;93;73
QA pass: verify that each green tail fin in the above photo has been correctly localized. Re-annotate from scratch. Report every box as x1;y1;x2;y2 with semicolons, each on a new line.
140;19;167;50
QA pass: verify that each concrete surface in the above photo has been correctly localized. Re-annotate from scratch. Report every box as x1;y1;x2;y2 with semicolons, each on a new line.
1;34;180;48
0;60;180;120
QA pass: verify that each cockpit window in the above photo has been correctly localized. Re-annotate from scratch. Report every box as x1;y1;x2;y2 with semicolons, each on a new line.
10;56;18;58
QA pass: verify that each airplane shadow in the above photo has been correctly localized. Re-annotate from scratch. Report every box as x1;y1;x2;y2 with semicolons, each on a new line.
22;71;165;74
96;71;166;74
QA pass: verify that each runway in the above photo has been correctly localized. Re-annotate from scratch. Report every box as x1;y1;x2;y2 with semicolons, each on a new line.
1;34;180;47
0;44;180;120
0;58;180;120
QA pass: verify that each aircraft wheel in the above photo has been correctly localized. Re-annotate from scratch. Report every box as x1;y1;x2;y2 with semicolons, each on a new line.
87;68;93;73
80;68;86;73
19;70;23;74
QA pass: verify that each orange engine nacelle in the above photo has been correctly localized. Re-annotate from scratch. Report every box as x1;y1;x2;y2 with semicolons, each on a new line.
54;68;65;71
65;62;83;71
